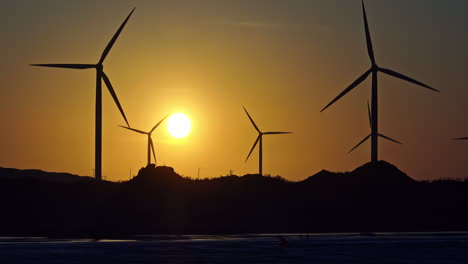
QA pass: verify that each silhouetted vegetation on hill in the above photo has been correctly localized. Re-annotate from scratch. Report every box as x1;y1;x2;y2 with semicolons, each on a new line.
0;162;468;237
0;167;93;183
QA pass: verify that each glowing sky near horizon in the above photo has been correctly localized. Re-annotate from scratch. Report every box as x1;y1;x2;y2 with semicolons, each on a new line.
167;113;191;138
1;0;468;181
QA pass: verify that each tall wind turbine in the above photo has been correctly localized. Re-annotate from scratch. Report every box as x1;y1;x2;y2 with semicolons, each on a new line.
349;102;401;153
119;114;170;166
243;107;292;176
31;8;136;180
320;1;439;163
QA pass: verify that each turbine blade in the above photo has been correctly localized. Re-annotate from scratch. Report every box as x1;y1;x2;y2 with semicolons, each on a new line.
102;71;130;127
149;137;157;164
264;132;293;135
320;69;371;112
99;8;136;64
243;106;260;133
378;133;402;144
453;137;468;140
367;100;372;128
30;64;95;69
150;113;171;134
348;134;371;153
379;67;439;92
118;125;146;134
245;136;260;163
362;0;375;65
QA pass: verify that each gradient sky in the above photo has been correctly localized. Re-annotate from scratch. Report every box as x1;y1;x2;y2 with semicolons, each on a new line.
2;0;468;181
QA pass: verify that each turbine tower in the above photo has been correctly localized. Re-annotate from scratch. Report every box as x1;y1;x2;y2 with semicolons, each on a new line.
243;107;292;176
119;114;170;166
31;8;136;180
320;1;438;163
349;102;401;153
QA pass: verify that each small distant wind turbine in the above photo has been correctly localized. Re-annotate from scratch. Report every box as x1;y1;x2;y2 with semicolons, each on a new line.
320;1;438;163
31;8;136;180
243;107;292;176
349;102;401;153
119;114;170;166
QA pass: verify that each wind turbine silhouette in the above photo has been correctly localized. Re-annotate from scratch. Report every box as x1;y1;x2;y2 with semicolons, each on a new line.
349;102;401;153
320;1;439;163
31;8;135;180
243;107;292;176
119;114;170;166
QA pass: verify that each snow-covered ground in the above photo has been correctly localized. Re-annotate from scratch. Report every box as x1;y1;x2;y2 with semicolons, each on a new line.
1;233;467;263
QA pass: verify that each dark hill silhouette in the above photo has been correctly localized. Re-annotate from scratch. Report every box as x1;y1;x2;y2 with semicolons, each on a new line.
0;162;468;237
302;169;337;183
129;165;186;186
0;167;93;183
303;161;415;186
351;160;416;185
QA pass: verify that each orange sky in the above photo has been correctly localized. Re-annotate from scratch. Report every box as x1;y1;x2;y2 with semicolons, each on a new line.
2;0;468;181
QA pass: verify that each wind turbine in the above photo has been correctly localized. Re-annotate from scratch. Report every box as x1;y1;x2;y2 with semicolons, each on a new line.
243;107;292;176
119;114;170;166
349;102;401;153
31;8;136;180
320;1;439;163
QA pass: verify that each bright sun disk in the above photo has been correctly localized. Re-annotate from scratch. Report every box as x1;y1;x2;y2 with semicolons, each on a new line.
167;113;191;138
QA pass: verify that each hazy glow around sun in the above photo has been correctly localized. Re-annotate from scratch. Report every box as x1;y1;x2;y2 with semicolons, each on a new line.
167;113;191;138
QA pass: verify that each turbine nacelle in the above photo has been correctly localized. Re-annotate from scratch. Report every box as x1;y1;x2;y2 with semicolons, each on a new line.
243;107;292;166
30;7;136;180
348;102;402;153
119;113;170;166
320;0;438;163
349;133;402;153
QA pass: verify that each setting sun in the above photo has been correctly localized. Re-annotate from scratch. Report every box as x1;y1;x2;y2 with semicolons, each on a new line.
167;113;191;138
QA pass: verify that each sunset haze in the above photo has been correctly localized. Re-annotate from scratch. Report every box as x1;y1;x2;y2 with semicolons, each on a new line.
2;0;468;181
